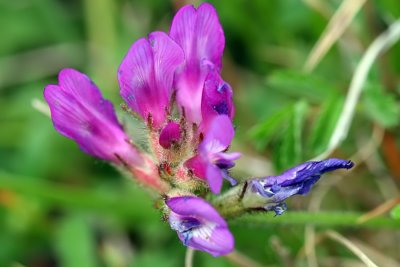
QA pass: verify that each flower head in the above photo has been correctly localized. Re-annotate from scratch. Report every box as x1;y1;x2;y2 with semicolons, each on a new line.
244;159;354;215
185;115;240;194
166;196;234;257
44;68;143;167
170;3;225;124
118;31;184;128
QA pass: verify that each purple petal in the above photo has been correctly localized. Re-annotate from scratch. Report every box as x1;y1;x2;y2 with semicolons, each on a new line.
118;31;184;128
159;121;181;149
200;115;234;153
261;158;354;187
185;226;234;257
185;154;208;180
249;159;354;215
206;164;224;194
166;196;226;226
170;3;225;124
201;70;234;130
167;196;234;256
44;69;143;166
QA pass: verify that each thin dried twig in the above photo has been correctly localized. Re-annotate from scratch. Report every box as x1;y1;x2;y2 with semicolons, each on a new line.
225;250;265;267
357;197;400;224
185;248;195;267
304;0;366;72
31;98;51;118
325;230;379;267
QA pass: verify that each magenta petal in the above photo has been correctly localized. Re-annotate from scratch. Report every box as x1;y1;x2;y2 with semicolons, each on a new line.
201;70;234;130
170;3;225;124
159;121;181;149
201;115;234;153
44;69;142;166
185;155;208;179
206;164;223;194
118;31;184;128
167;196;226;225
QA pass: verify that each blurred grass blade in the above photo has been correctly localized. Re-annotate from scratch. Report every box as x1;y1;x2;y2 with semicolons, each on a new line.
274;100;308;172
362;83;400;128
55;215;97;267
304;0;366;72
315;18;400;160
267;70;336;102
308;93;344;156
248;103;294;151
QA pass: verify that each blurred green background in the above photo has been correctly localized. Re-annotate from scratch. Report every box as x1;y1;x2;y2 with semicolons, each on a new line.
1;0;400;266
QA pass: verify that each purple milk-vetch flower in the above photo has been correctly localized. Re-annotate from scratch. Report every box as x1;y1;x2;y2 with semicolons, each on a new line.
118;31;184;128
170;3;225;124
44;68;143;167
201;70;234;131
185;115;240;194
246;158;354;215
166;196;234;257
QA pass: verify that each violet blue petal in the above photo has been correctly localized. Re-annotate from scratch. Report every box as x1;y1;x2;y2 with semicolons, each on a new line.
118;31;184;128
44;69;143;166
167;196;234;256
201;70;234;130
159;121;181;149
170;3;225;124
215;152;241;169
261;158;354;187
249;158;354;215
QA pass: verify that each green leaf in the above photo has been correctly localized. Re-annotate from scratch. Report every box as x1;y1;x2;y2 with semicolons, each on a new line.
248;103;294;150
55;215;97;267
267;70;336;103
390;205;400;220
308;93;344;156
274;100;308;172
362;83;400;128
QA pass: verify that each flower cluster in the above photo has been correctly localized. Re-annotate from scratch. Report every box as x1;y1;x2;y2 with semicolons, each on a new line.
44;3;354;257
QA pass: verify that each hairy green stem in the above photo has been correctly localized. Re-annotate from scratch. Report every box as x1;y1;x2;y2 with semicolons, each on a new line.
232;211;400;229
213;184;247;218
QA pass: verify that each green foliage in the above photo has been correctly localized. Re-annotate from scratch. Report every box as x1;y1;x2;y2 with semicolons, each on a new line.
267;70;336;102
248;103;294;151
362;83;400;128
308;93;345;156
55;215;97;267
391;205;400;220
273;101;308;172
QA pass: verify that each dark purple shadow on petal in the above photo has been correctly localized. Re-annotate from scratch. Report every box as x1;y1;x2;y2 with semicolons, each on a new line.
159;121;181;149
201;70;234;130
